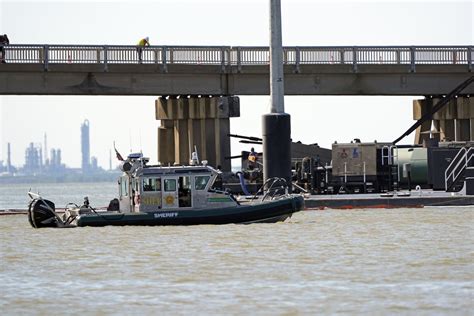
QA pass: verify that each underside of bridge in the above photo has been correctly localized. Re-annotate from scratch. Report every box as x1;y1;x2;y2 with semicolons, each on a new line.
155;96;240;172
154;93;473;169
413;95;473;144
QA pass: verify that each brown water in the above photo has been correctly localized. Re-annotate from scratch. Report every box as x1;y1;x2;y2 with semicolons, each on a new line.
1;208;473;314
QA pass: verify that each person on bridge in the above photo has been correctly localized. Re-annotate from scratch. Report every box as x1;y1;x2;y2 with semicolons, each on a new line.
0;34;9;64
136;36;150;63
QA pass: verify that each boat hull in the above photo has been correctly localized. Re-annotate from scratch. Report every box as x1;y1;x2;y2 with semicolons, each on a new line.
76;195;304;227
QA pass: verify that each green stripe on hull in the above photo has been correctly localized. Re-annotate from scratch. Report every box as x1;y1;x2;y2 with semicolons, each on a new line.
207;197;233;202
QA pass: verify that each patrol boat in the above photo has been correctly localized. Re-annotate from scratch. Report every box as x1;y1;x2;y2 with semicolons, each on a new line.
28;153;304;228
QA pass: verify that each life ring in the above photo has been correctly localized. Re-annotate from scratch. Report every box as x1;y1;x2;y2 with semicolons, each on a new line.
165;195;174;205
415;185;422;197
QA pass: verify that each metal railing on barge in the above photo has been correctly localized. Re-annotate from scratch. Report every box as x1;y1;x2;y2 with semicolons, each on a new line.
2;45;473;72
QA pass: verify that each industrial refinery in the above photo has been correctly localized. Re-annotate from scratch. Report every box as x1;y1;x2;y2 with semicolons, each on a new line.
0;119;118;182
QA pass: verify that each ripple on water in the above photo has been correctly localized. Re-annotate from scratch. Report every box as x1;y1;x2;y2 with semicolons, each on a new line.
0;208;473;314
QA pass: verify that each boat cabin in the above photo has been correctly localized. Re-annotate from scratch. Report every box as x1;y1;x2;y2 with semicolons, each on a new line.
117;155;237;213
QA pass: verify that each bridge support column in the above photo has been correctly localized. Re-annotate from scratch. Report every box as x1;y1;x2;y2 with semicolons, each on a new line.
413;98;434;144
413;96;473;144
157;120;175;164
156;96;240;171
433;97;456;142
456;97;473;141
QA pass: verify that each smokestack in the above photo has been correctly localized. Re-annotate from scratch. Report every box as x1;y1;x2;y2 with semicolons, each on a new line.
44;133;48;163
81;119;90;172
7;142;11;173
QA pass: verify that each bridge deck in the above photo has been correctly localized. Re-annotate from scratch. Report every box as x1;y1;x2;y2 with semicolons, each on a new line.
1;45;472;95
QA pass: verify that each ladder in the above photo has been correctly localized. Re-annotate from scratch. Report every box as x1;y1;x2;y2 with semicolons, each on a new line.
381;145;400;191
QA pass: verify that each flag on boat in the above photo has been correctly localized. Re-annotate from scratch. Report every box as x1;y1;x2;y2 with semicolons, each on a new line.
115;149;124;161
114;142;124;161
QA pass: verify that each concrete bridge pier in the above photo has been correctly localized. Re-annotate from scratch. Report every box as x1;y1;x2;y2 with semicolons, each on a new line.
155;96;240;171
413;96;473;144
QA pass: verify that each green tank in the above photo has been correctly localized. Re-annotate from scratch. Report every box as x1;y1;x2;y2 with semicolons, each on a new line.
395;147;428;186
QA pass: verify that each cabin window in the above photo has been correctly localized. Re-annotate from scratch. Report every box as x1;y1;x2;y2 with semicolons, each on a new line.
121;177;129;197
132;179;137;191
143;177;161;192
164;179;177;192
195;176;210;190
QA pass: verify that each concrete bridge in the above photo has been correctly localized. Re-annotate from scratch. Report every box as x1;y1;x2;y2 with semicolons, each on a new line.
0;45;472;96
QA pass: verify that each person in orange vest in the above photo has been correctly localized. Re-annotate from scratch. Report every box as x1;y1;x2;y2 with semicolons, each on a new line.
136;36;150;63
248;147;258;170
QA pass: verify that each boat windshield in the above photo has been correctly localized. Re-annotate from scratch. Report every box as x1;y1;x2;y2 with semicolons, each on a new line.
195;175;210;190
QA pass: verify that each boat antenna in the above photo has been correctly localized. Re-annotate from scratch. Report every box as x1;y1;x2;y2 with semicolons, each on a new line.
190;145;199;165
194;145;199;162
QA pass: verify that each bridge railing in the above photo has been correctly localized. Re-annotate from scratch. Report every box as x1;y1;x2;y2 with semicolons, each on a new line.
2;45;472;71
165;46;226;64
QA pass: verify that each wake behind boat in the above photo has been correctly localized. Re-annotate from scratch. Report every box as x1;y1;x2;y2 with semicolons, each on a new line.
27;153;304;228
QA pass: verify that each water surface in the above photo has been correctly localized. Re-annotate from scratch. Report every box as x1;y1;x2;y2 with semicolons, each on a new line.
0;181;117;210
1;204;472;314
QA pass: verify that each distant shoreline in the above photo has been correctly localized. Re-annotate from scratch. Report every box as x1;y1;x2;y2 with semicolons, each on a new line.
0;172;121;184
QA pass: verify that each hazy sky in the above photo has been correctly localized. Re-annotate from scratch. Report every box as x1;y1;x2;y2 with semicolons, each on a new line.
0;0;472;169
